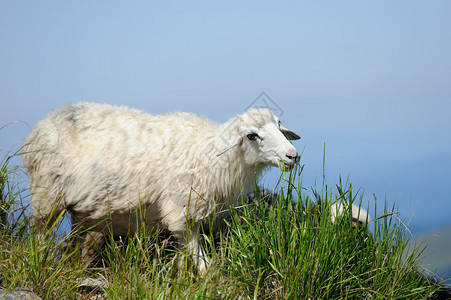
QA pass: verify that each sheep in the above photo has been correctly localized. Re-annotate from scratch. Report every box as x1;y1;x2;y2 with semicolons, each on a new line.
22;102;300;273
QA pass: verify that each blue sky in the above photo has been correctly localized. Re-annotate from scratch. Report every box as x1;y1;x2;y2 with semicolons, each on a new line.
1;1;450;236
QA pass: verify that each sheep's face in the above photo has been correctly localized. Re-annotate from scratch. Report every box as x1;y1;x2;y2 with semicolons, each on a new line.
238;109;300;171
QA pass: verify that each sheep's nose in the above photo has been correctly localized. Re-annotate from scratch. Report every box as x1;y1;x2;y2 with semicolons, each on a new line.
286;148;298;161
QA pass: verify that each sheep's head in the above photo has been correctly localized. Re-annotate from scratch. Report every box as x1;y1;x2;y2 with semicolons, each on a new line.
219;108;300;171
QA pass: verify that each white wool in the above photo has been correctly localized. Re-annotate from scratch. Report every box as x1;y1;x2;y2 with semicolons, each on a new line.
330;202;370;228
23;102;299;272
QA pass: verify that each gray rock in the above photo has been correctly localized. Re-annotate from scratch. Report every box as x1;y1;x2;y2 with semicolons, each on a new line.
0;288;42;300
77;277;108;292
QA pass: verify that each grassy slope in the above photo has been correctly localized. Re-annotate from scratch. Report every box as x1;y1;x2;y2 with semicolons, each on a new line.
0;151;446;299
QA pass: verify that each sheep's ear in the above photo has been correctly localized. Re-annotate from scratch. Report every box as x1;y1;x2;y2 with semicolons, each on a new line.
280;125;301;140
217;135;243;157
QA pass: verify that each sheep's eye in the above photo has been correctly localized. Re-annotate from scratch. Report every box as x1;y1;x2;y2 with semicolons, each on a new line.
247;133;259;141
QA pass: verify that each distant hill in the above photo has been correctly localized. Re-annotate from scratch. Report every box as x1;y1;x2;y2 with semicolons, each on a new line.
413;225;451;281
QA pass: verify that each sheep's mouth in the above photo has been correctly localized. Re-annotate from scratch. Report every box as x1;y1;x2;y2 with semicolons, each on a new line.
284;162;294;171
279;161;295;172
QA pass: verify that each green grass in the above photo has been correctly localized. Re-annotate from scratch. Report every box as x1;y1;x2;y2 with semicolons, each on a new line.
0;150;446;299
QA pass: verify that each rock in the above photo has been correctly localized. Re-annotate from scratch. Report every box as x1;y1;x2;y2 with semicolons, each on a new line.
0;288;42;300
77;277;108;292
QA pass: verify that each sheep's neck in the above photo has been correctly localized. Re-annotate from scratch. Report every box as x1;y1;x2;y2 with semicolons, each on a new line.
208;145;265;204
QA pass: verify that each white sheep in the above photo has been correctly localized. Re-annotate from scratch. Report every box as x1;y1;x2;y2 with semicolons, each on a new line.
23;102;300;273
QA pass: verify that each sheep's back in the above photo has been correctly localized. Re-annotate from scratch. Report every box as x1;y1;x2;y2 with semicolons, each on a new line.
24;102;219;231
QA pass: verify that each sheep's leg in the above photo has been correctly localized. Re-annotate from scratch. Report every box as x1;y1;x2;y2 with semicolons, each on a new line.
188;222;209;275
81;230;106;264
32;203;65;234
31;206;65;247
174;222;209;275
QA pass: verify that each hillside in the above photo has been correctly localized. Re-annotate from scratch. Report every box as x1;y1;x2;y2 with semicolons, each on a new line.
415;225;451;281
